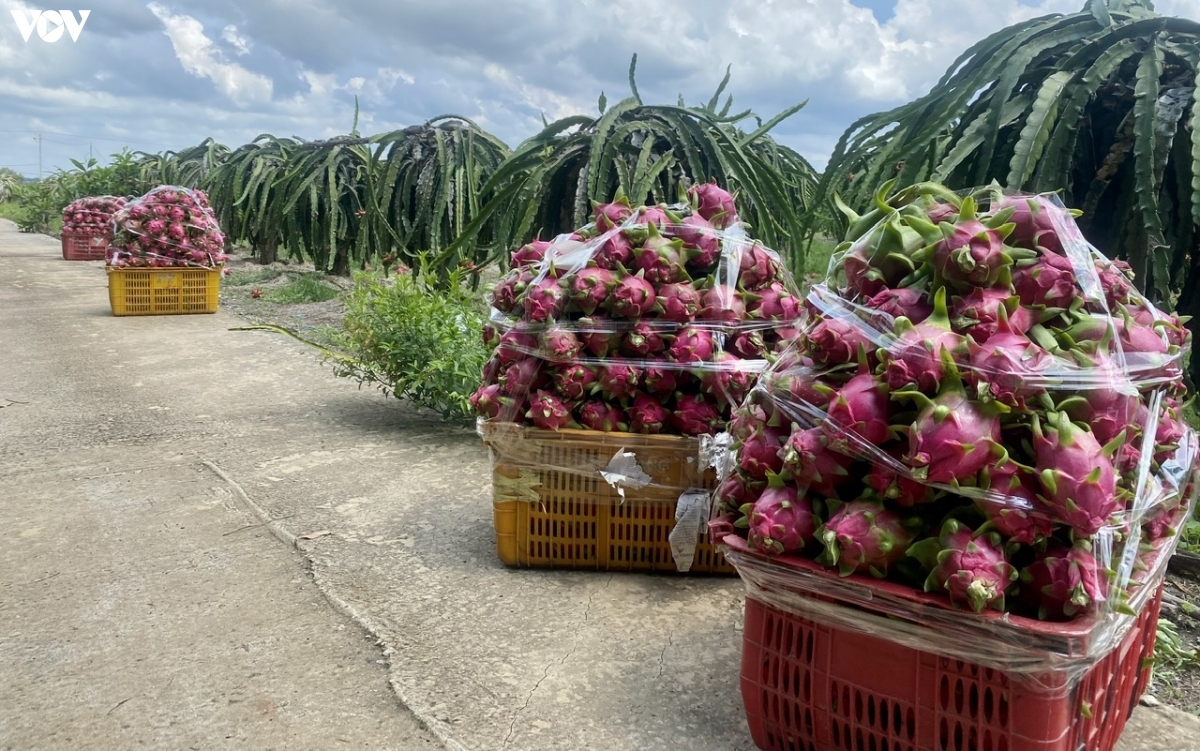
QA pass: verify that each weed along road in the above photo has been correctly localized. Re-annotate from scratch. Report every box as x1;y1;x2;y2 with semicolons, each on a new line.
3;218;1200;751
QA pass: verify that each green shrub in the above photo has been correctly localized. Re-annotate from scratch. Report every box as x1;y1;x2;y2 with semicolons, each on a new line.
335;259;487;421
266;274;340;304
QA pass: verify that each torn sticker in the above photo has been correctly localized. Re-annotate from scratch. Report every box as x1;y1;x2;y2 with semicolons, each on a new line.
669;490;711;572
600;449;652;501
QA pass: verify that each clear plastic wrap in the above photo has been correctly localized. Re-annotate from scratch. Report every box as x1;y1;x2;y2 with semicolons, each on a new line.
61;195;126;234
713;180;1200;682
107;185;228;269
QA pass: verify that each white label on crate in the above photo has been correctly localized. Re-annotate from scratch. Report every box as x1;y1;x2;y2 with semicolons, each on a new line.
599;449;651;501
669;490;711;572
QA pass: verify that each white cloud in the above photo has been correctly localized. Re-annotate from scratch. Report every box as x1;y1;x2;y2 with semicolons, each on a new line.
221;24;251;56
147;3;272;105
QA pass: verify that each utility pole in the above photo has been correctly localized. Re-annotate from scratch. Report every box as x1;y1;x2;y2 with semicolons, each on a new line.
35;133;42;180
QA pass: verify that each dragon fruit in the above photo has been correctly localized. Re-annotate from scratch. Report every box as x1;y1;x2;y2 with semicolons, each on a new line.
577;317;622;357
577;400;628;432
670;214;722;271
633;205;672;230
634;227;691;285
818;498;917;578
671;393;724;436
698;284;747;324
510;239;554;268
592;231;635;270
552;363;598;400
1032;412;1120;536
667;326;715;363
540;327;583;362
1095;258;1134;306
595;363;641;400
881;287;967;394
745;482;817;555
803;314;876;368
688;182;738;228
499;357;549;397
910;519;1016;613
699;351;755;407
641;362;680;396
655;281;701;322
928;202;1016;286
865;449;932;506
1012;250;1078;309
729;330;768;358
495;329;538;363
593;197;633;231
716;473;763;513
469;383;505;419
526;390;578;430
951;287;1035;342
622;320;668;357
629;393;672;434
867;287;932;324
1054;378;1138;447
570;266;618;315
1019;540;1107;621
966;308;1052;409
522;275;567;322
976;465;1054;544
738;424;789;479
993;194;1067;253
738;244;781;290
823;370;892;454
779;427;854;498
747;281;802;322
610;271;657;318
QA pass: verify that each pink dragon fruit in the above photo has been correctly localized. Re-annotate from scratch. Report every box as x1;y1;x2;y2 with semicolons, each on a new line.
1032;411;1120;536
900;357;1003;485
1012;250;1078;309
993;194;1067;253
592;231;635;270
622;320;668;357
1095;258;1134;306
495;329;538;363
551;363;598;400
642;362;680;396
629;393;671;434
570;266;618;315
976;464;1054;544
865;449;932;506
745;482;817;555
737;243;781;290
1019;540;1107;621
730;330;768;358
951;287;1035;342
966;307;1053;409
481;355;501;385
818;498;917;578
688;182;739;228
655;281;701;322
698;284;747;324
610;271;657;318
577;401;628;432
510;239;554;268
738;424;789;479
1154;406;1186;464
925;201;959;224
671;393;723;436
540;327;582;362
729;400;777;442
911;519;1016;613
881;287;967;394
779;427;854;498
526;390;578;430
667;326;715;363
633;205;672;230
669;214;722;271
577;317;622;357
469;383;505;419
522;275;567;322
821;374;890;457
699;351;755;407
747;281;801;322
1055;377;1139;446
633;227;690;285
596;363;641;400
716;473;763;514
866;287;933;323
499;357;548;397
593;197;633;231
802;314;876;368
929;208;1016;287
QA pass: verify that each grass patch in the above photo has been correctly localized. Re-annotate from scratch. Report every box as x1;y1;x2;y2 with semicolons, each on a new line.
0;202;20;221
805;234;842;278
226;267;285;287
266;274;341;304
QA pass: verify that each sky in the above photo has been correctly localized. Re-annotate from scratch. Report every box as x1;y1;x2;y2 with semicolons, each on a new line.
2;0;1199;179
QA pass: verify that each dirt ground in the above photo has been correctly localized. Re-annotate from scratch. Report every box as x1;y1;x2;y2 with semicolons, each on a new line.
1157;567;1200;713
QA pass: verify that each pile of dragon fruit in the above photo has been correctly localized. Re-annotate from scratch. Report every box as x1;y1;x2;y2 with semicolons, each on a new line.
62;196;126;233
107;185;228;268
717;180;1198;622
470;184;803;436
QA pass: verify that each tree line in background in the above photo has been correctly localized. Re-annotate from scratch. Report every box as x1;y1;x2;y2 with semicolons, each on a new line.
3;1;1200;382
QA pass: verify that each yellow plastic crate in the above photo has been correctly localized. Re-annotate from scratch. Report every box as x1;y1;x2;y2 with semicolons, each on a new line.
482;422;733;574
107;266;221;316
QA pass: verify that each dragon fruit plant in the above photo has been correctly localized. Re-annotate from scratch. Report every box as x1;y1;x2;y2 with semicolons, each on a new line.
718;179;1199;623
108;185;228;269
62;196;126;233
471;186;802;437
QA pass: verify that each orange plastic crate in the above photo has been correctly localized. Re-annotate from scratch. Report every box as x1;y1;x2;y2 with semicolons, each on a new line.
106;265;221;316
61;227;110;261
484;423;732;573
713;522;1163;751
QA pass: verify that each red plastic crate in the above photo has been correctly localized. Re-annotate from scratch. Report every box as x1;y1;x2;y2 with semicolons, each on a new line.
716;523;1163;751
61;227;111;261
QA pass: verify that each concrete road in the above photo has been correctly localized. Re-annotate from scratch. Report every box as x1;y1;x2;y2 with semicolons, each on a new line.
2;220;1198;751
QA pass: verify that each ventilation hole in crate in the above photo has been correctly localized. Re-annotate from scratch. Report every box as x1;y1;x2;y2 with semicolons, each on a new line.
998;691;1009;726
831;719;843;747
804;628;815;662
854;688;864;723
830;681;842;716
906;707;916;740
939;675;950;710
878;699;889;733
968;683;978;716
855;728;866;751
954;678;965;714
967;726;977;751
803;669;812;702
804;707;814;738
998;733;1008;751
983;686;994;722
938;718;949;751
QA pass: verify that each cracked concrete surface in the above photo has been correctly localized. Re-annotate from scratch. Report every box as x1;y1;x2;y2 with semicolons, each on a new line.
3;221;1200;751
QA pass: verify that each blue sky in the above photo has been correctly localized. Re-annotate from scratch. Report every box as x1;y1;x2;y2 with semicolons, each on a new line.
1;0;1198;180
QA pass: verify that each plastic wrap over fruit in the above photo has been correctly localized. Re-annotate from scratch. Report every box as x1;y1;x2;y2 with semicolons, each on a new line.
62;195;126;233
712;180;1199;681
107;185;228;269
472;186;802;441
